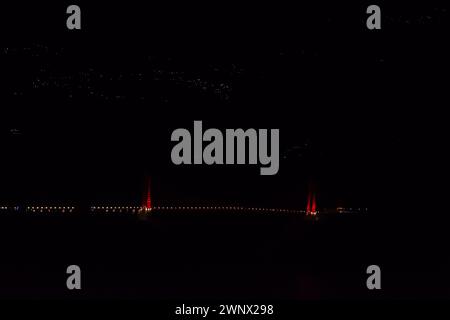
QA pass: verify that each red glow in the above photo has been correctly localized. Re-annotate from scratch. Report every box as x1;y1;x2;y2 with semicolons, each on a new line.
144;179;152;209
146;189;151;209
306;184;317;215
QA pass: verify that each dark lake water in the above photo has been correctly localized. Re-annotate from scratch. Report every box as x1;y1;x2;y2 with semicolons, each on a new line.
0;212;448;299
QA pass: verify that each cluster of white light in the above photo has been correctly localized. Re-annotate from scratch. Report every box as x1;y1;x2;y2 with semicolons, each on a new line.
152;206;303;213
27;206;75;213
0;205;366;215
87;205;303;214
91;206;143;210
90;206;149;213
0;206;368;216
336;207;368;214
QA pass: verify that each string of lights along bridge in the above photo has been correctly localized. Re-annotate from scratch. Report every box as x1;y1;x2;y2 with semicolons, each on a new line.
0;183;367;216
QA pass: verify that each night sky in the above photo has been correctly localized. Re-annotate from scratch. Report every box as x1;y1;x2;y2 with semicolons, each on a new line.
1;2;447;216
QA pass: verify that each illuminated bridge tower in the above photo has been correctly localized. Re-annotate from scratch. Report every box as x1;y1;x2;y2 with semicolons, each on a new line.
306;181;318;216
143;178;152;212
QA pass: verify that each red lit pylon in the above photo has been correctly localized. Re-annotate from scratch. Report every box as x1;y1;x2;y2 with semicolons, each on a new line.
143;179;152;210
306;189;317;216
146;188;151;209
311;193;316;213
